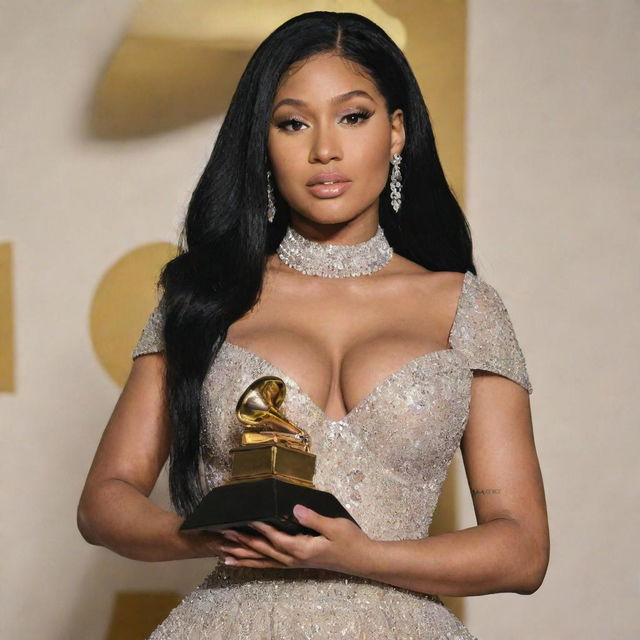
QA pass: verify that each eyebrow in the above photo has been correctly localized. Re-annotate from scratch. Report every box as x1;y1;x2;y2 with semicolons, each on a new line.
271;90;375;115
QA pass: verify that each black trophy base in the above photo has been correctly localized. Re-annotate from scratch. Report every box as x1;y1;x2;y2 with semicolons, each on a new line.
179;477;359;536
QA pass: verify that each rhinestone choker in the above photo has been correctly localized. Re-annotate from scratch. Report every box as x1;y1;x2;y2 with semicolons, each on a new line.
276;224;393;278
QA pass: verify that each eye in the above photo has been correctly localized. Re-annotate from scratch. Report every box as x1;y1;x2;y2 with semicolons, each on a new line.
340;110;374;126
276;117;307;133
274;109;374;133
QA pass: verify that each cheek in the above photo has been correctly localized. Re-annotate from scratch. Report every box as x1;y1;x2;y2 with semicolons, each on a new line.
267;137;303;194
269;159;305;207
349;137;391;197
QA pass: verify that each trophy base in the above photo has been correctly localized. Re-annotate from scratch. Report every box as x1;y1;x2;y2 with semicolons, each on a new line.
179;477;359;536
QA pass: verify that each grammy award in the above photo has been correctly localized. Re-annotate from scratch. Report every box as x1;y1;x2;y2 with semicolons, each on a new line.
180;375;359;536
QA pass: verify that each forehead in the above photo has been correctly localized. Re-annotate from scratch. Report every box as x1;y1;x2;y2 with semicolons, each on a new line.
273;53;380;102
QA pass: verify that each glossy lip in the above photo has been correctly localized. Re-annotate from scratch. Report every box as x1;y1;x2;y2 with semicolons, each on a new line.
307;180;352;198
306;171;350;186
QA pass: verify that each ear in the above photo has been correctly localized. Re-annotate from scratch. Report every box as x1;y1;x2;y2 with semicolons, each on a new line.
390;108;405;158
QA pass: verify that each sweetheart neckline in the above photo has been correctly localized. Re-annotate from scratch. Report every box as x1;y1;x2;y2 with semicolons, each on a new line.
221;270;473;424
221;340;463;423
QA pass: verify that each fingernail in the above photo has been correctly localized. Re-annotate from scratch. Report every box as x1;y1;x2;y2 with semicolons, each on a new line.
294;504;308;517
224;556;237;565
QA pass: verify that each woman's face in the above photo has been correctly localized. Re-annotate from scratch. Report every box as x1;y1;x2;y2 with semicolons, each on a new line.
267;52;404;229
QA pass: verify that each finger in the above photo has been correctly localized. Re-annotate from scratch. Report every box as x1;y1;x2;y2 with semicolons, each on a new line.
219;531;271;559
292;505;336;538
224;555;289;569
220;530;274;559
219;544;269;560
230;529;295;566
248;521;305;551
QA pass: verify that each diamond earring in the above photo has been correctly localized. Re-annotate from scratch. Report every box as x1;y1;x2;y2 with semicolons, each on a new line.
390;153;402;214
266;170;276;223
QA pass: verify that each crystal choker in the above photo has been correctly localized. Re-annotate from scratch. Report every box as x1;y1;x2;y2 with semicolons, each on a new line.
275;224;393;278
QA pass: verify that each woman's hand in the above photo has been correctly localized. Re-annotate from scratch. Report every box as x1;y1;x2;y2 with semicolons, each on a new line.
218;504;378;576
188;529;273;562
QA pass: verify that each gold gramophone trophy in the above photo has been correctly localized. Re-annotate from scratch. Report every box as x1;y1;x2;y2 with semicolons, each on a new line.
180;376;359;536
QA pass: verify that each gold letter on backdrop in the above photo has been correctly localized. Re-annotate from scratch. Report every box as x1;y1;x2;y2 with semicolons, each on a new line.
0;242;15;392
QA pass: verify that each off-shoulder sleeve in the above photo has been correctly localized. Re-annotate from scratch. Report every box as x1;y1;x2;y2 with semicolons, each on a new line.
450;272;533;394
132;296;166;360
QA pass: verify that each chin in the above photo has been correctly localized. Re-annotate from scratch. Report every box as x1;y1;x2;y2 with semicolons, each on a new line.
308;216;358;228
303;205;365;224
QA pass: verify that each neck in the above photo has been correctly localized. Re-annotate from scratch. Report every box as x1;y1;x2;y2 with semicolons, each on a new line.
286;218;379;246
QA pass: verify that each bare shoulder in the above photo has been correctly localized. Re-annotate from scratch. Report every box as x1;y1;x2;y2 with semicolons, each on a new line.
387;254;466;299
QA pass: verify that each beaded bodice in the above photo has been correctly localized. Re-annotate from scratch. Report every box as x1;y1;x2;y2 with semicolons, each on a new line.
132;269;532;639
133;270;532;543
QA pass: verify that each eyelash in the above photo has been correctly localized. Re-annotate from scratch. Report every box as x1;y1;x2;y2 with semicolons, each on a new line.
276;110;374;132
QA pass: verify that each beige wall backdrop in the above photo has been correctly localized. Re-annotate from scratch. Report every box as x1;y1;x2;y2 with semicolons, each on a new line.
1;1;638;639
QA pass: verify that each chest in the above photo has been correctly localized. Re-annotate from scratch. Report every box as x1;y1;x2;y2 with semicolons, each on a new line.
199;343;474;509
200;343;474;541
224;292;454;422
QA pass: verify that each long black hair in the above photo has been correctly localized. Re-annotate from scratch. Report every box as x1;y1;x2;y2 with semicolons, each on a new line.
158;11;476;516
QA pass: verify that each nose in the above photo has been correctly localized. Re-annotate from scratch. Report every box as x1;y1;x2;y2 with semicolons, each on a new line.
308;122;342;164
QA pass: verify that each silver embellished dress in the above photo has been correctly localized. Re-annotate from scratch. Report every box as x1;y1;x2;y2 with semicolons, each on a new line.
132;270;533;640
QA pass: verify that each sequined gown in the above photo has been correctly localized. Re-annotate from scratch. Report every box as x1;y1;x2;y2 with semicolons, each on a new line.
132;270;533;640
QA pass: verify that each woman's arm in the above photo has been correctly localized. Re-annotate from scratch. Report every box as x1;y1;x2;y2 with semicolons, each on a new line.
356;371;550;596
77;353;227;562
220;371;549;597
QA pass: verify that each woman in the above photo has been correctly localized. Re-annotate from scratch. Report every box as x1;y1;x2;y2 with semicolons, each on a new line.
78;11;549;639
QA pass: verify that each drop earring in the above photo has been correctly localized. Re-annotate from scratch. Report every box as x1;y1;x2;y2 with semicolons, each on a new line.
390;153;402;214
266;170;276;223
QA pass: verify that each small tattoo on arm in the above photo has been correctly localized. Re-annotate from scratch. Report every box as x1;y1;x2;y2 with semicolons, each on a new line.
471;488;501;496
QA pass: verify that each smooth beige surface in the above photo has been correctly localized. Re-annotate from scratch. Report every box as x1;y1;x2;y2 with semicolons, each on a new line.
458;1;639;638
1;1;638;639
